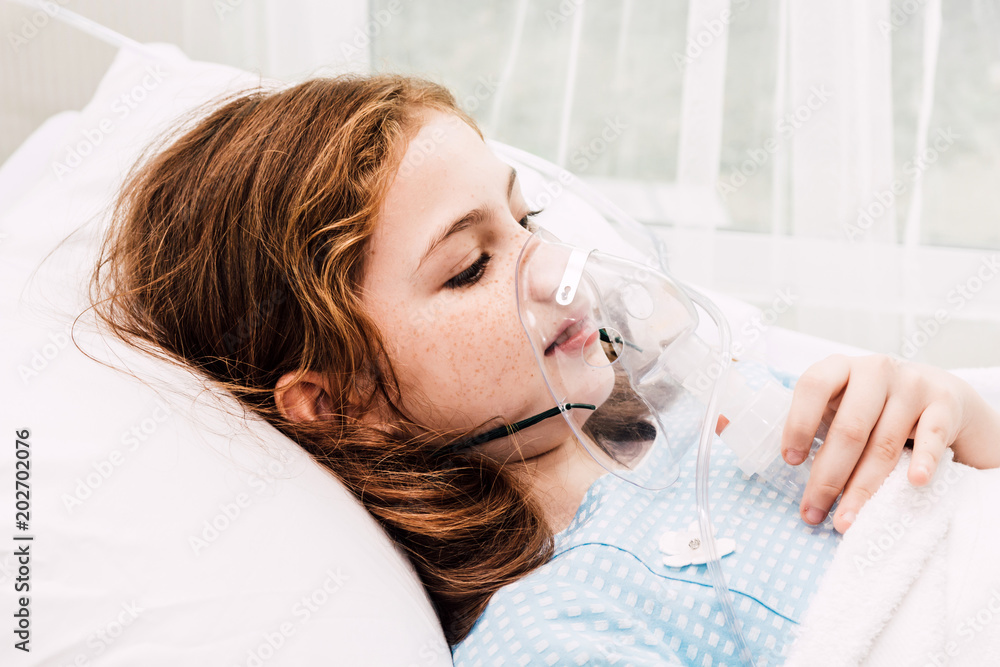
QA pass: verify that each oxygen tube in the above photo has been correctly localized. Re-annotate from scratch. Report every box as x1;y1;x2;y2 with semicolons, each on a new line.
685;286;756;667
675;288;830;667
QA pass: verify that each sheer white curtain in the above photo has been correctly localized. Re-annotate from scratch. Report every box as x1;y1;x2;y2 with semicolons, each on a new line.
661;0;999;368
786;0;896;241
176;0;370;78
2;0;997;367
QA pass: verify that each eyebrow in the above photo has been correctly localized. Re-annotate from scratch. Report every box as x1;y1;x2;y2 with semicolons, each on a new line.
414;166;518;276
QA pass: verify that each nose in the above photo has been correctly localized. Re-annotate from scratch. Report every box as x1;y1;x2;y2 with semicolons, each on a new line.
519;231;578;306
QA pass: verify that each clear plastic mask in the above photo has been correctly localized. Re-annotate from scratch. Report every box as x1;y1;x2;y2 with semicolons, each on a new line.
515;227;706;490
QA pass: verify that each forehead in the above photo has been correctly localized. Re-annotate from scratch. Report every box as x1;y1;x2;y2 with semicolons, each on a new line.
387;110;496;205
366;111;502;276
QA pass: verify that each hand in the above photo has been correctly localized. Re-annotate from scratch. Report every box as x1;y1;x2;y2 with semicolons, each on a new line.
780;354;1000;534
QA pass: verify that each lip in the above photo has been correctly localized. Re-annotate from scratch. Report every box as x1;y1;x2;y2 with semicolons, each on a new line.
544;309;598;357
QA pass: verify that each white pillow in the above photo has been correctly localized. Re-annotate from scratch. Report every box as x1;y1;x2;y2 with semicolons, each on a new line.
0;43;453;666
0;111;79;214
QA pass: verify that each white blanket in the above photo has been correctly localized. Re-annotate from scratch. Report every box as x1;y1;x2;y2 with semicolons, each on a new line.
785;448;1000;666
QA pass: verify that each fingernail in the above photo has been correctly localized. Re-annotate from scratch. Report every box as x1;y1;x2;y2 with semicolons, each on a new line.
840;510;856;526
804;507;826;524
786;449;805;465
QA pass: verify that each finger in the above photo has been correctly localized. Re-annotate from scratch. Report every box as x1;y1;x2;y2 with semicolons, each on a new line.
801;365;889;525
908;400;960;487
831;397;916;533
781;355;850;466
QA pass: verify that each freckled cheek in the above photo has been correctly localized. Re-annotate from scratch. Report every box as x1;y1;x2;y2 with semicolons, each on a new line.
422;242;545;420
435;304;504;367
481;299;540;389
436;294;531;382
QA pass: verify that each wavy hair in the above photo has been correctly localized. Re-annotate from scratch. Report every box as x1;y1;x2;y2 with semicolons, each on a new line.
89;73;652;644
90;75;552;644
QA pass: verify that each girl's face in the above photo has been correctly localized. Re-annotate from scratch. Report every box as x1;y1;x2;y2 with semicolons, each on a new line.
361;109;614;464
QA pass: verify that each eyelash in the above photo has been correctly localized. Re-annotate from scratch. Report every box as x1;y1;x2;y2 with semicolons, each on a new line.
443;209;545;290
521;208;544;232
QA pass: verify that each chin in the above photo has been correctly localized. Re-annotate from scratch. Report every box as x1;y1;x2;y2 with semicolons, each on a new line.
543;352;617;413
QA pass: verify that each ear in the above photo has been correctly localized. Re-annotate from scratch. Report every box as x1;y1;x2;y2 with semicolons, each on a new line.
274;370;336;423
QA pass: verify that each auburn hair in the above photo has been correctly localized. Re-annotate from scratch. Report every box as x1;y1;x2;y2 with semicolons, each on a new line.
91;74;553;644
89;73;652;645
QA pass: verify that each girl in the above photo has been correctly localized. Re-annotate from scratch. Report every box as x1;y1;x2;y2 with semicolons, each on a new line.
91;73;1000;664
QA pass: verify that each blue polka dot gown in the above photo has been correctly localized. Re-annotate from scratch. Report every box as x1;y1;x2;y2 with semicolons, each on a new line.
451;362;842;666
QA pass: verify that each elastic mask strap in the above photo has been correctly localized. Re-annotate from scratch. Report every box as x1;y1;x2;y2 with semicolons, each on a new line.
437;402;597;456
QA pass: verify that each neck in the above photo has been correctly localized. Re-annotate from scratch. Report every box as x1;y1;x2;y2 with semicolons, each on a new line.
519;433;610;534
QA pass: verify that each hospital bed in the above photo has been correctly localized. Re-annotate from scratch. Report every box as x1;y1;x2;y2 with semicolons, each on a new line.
2;10;1000;667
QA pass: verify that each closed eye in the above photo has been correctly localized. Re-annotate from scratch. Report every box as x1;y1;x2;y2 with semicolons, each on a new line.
443;209;545;290
519;208;544;232
445;252;491;289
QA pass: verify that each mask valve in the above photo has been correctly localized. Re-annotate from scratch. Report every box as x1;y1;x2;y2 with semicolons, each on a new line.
663;332;828;501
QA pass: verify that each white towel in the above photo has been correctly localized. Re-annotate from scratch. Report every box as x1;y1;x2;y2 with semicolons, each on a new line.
785;448;1000;666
